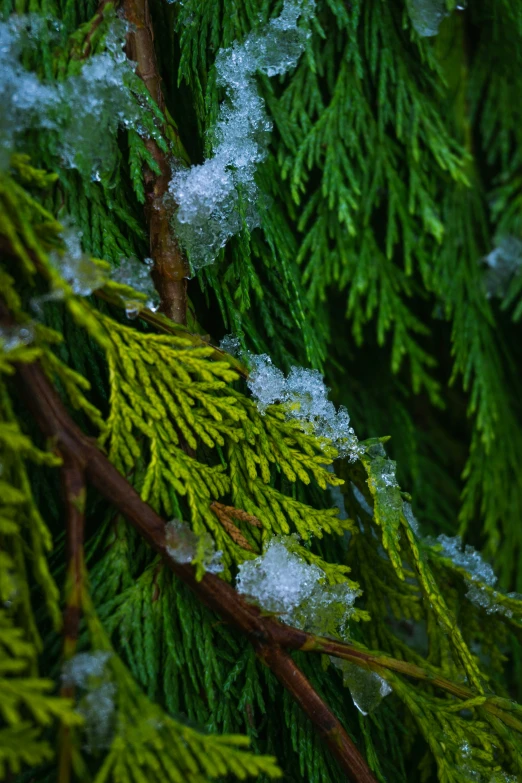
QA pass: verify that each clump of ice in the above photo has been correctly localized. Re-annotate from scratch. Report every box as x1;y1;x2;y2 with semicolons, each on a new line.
430;534;520;617
0;15;58;171
330;659;392;715
168;0;314;268
435;535;496;587
0;324;34;352
49;227;107;296
61;651;116;751
407;0;448;36
236;535;358;635
247;353;287;409
111;256;159;317
219;334;242;356
482;236;522;299
247;355;362;461
0;15;138;178
166;518;223;573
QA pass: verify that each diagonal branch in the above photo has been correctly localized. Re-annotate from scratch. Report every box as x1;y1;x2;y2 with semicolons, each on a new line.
15;358;377;783
11;349;522;742
122;0;189;325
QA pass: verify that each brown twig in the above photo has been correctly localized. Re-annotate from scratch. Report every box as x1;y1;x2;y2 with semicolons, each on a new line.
15;358;376;783
122;0;189;325
58;455;86;783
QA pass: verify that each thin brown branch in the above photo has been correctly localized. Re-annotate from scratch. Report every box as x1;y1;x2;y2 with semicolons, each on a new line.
15;359;376;783
58;455;86;783
256;644;377;783
122;0;189;325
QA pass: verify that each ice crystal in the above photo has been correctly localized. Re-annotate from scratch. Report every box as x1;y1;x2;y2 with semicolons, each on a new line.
0;324;34;352
435;535;496;587
168;0;314;268
111;256;159;317
247;353;287;410
0;15;58;171
331;660;392;715
236;535;358;635
483;236;522;298
430;534;520;616
50;227;106;296
62;652;116;750
247;355;362;461
166;519;223;573
219;334;242;356
0;15;137;177
407;0;448;36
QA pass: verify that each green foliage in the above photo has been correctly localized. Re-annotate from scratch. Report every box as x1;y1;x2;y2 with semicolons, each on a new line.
2;1;522;782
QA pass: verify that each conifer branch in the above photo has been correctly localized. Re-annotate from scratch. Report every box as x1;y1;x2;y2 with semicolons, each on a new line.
122;0;189;325
14;357;376;783
10;350;522;750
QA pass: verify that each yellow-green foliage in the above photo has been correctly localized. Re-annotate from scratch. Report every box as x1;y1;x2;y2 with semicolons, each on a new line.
94;312;354;572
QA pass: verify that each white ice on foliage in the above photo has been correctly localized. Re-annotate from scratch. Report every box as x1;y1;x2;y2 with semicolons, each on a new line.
483;236;522;299
0;324;34;352
43;224;158;314
236;535;358;635
406;0;449;37
236;536;391;713
247;354;361;461
111;256;159;317
0;15;137;178
330;660;392;716
166;518;223;573
61;651;116;750
49;227;106;296
433;534;522;617
219;334;242;356
168;0;314;268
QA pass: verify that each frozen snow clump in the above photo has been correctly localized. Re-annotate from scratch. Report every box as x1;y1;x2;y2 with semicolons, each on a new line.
0;324;34;352
0;15;58;170
483;236;522;298
430;534;520;616
111;256;159;317
236;536;323;620
62;651;115;750
166;519;223;573
236;535;359;635
0;15;138;177
331;660;392;715
49;227;107;296
247;355;362;460
407;0;448;36
435;535;496;587
168;0;315;268
219;334;242;356
247;353;287;410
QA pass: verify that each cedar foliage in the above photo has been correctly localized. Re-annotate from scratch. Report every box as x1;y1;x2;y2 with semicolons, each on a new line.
1;0;522;782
